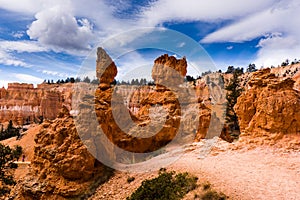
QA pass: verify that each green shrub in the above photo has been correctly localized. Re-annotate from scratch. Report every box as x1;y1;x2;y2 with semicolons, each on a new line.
127;176;135;183
0;120;21;141
127;170;197;200
201;190;227;200
202;182;211;190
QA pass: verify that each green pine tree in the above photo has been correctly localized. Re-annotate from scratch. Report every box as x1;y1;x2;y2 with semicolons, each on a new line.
0;144;22;194
225;71;243;133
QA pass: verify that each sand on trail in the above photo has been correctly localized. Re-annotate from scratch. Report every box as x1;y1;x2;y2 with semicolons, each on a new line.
90;140;300;200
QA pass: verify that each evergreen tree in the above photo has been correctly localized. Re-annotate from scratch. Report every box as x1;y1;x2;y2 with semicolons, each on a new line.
226;66;235;74
185;75;195;82
91;78;99;84
65;77;70;83
7;120;13;132
0;144;22;194
131;79;135;85
225;71;243;132
247;64;257;72
75;77;81;82
83;76;91;83
70;77;75;83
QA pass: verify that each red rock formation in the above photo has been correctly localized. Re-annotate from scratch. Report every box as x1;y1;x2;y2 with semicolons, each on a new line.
96;47;118;87
93;50;225;156
152;54;187;86
0;83;72;125
235;68;300;146
11;107;112;199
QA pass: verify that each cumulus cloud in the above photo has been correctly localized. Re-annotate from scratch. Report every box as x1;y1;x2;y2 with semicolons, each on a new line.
27;5;94;53
255;34;300;67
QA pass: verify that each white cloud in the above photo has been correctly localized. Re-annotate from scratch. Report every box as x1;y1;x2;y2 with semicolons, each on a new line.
255;34;300;67
200;2;291;43
41;69;69;78
27;5;94;54
0;0;68;15
0;0;131;55
0;40;47;68
198;0;300;67
13;73;44;83
0;80;9;89
12;31;25;39
0;49;28;67
226;46;233;50
0;73;43;88
139;0;277;26
0;40;48;53
114;51;154;81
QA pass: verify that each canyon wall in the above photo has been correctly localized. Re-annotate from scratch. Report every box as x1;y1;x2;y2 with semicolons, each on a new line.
0;83;72;125
235;68;300;148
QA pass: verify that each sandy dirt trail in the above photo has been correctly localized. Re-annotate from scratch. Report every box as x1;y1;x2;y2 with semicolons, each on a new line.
171;146;300;200
90;142;300;200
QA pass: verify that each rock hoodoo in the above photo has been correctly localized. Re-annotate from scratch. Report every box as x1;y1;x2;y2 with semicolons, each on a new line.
11;108;112;199
96;47;118;86
235;68;300;146
94;53;188;155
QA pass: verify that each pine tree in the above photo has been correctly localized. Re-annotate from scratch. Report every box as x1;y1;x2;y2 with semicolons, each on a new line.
225;71;243;132
0;144;22;194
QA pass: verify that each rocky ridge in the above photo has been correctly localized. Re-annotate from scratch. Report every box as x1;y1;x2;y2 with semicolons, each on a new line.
0;83;72;125
235;68;300;149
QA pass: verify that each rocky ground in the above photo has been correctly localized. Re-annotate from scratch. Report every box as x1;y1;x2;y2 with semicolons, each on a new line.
2;123;299;200
89;138;300;200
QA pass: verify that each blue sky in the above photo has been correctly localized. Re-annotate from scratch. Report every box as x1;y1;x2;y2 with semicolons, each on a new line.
0;0;299;87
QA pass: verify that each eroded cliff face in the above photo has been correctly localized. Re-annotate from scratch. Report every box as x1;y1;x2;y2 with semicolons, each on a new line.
0;83;72;125
94;52;187;154
93;49;226;157
11;107;112;199
235;68;300;147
